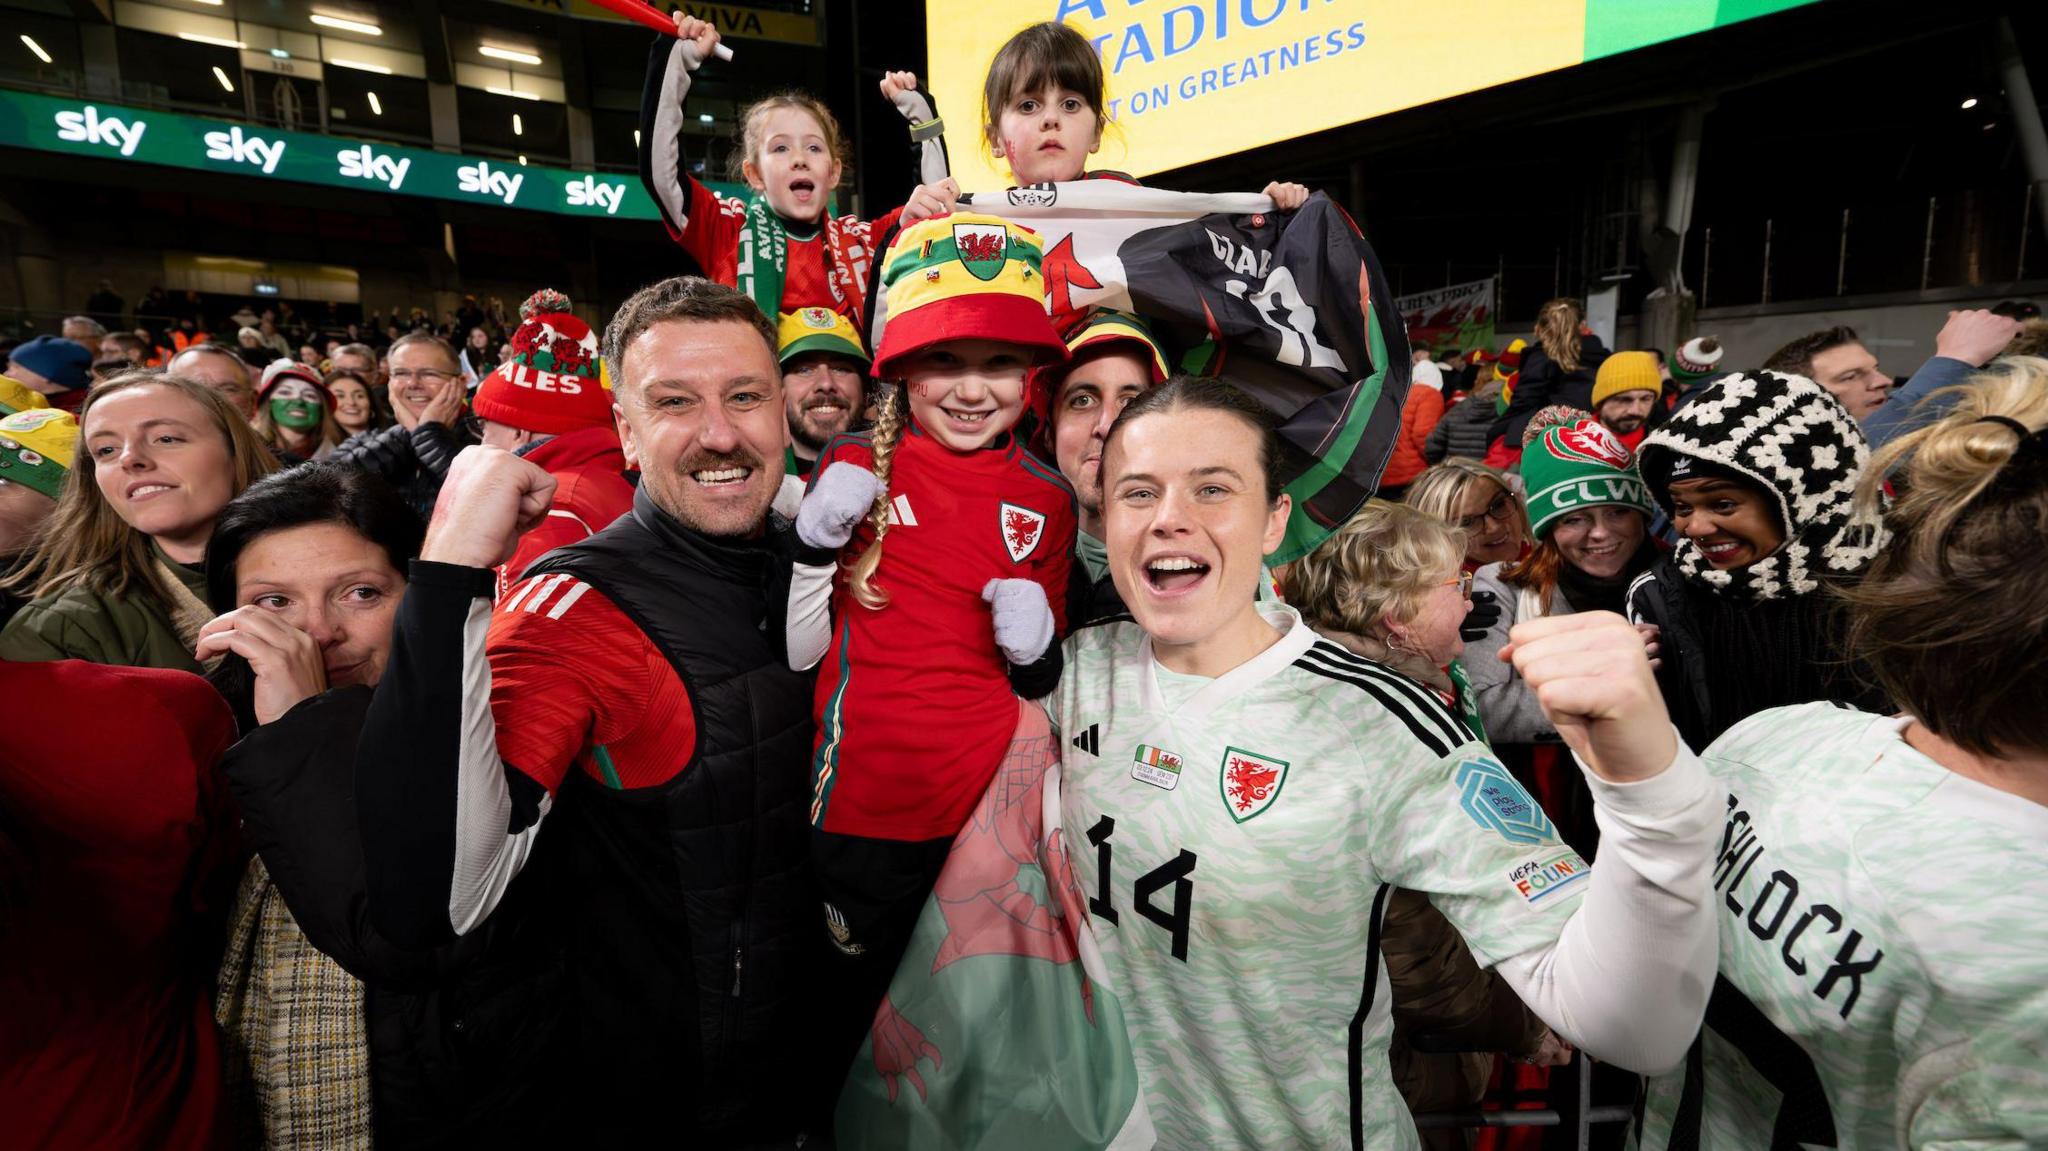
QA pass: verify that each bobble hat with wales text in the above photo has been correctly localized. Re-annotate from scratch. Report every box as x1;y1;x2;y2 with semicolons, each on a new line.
1519;417;1654;537
471;289;613;436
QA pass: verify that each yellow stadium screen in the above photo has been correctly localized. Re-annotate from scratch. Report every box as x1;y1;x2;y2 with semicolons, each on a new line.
925;0;1823;184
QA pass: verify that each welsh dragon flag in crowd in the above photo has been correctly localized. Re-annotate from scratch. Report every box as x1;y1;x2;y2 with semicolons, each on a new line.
865;182;1413;565
834;702;1156;1150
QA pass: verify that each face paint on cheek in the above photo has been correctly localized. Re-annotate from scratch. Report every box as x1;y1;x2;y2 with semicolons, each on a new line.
271;396;323;430
909;381;930;397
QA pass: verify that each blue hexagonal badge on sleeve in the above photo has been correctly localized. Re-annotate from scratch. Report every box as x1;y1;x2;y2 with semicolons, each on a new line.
1455;758;1558;846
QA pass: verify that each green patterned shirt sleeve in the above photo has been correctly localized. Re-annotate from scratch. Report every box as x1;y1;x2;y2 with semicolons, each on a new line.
1369;741;1588;969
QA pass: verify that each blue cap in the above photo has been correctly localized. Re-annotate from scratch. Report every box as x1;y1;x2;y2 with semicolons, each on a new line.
8;335;91;393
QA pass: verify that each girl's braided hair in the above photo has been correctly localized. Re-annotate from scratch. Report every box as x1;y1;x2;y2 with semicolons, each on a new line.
847;383;905;610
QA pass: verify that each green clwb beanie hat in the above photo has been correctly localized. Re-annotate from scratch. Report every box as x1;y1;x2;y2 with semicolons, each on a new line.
1520;417;1654;537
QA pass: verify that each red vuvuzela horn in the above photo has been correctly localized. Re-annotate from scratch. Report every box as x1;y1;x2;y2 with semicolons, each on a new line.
582;0;736;59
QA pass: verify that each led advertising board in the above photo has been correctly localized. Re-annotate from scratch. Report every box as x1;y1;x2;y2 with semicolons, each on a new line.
0;87;751;220
925;0;1824;182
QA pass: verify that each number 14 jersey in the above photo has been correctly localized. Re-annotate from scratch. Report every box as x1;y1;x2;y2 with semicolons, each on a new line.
1050;606;1591;1150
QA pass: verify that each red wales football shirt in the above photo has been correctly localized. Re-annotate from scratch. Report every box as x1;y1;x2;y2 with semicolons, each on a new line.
489;574;697;794
808;423;1076;841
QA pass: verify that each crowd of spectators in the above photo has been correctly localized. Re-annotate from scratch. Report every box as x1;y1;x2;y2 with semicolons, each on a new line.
3;13;2046;1149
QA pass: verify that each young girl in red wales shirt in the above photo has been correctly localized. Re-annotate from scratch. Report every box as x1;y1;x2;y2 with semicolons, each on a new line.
784;212;1078;1067
639;15;956;319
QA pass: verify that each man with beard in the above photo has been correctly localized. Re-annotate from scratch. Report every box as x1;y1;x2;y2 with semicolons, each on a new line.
1589;350;1662;452
777;306;868;480
333;332;477;519
354;277;825;1146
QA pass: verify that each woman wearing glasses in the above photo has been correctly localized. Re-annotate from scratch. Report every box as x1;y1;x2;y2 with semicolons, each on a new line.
1406;459;1531;572
1284;500;1486;741
332;333;478;520
1463;418;1659;857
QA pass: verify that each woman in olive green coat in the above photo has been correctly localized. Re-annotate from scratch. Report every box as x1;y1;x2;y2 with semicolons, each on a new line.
0;370;278;670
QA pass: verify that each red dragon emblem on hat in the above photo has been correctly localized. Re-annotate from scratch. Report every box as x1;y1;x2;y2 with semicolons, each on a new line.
1552;419;1634;468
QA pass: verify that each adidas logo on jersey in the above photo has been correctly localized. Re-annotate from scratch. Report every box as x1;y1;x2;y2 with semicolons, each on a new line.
1070;724;1100;756
885;493;918;527
501;573;591;620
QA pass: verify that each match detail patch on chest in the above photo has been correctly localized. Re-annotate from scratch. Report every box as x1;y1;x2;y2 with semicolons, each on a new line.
1219;745;1289;823
999;501;1047;562
1131;743;1184;791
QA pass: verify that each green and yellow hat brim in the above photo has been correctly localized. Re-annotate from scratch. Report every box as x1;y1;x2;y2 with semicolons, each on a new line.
778;306;870;367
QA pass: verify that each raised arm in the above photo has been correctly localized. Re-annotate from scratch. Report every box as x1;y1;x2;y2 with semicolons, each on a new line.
638;17;723;245
879;71;950;188
356;447;562;949
1462;569;1557;745
786;460;879;671
1488;612;1719;1073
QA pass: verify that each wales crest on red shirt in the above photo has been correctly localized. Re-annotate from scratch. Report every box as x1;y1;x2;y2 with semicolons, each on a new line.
999;502;1046;563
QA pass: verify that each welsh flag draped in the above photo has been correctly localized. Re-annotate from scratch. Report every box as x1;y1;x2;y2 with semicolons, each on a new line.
867;183;1412;564
834;702;1155;1150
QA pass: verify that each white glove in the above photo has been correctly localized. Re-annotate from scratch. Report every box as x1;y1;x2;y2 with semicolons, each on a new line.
796;461;882;551
981;578;1055;666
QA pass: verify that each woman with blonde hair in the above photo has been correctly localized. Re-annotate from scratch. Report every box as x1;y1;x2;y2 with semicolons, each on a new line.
1406;459;1533;654
0;371;278;669
1284;498;1485;735
1633;359;2048;1148
1405;458;1531;572
1492;298;1610;451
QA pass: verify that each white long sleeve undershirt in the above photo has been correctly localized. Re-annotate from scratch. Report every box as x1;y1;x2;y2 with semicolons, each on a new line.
1493;736;1722;1075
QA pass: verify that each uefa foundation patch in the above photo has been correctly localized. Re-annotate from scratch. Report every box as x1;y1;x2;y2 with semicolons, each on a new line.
1505;848;1590;905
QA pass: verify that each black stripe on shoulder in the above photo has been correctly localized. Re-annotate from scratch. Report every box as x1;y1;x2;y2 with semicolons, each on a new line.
1306;641;1475;746
1301;643;1476;749
1349;883;1392;1151
1293;653;1451;759
1018;445;1078;495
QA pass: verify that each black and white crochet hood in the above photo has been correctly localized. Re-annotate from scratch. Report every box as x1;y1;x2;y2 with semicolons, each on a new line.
1638;370;1889;600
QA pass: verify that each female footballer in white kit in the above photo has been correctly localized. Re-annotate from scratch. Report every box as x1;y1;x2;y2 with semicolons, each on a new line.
1046;376;1723;1150
1632;363;2048;1150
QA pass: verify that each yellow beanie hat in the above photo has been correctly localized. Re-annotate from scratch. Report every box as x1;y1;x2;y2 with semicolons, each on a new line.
1592;351;1663;409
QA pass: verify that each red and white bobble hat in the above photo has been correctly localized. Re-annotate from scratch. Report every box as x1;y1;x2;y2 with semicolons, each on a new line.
471;289;613;435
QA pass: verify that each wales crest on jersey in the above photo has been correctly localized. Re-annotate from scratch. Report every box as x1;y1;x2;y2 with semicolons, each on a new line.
1000;502;1046;562
1219;746;1289;822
